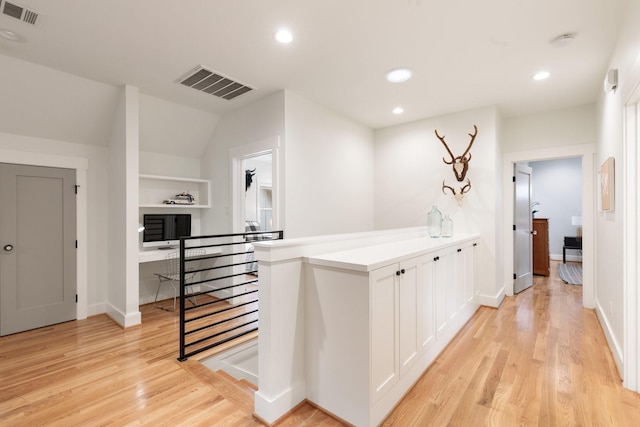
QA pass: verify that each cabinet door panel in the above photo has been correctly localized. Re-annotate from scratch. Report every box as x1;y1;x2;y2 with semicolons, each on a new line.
444;248;458;322
399;258;419;376
418;255;435;351
371;264;399;402
434;250;448;335
463;243;475;306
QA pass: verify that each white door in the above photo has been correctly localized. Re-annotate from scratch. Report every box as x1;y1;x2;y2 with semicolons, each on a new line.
514;163;533;293
0;163;76;335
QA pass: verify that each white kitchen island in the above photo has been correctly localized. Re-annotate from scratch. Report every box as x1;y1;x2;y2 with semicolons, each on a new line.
304;235;480;426
252;228;481;426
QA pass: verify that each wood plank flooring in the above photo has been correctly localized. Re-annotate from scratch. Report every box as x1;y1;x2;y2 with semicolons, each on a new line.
383;261;640;426
1;261;639;426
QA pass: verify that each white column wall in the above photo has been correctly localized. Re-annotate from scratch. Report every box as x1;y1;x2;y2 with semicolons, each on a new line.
106;85;141;327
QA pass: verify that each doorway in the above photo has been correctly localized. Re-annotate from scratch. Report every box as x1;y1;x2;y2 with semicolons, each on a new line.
244;154;273;232
229;136;281;234
503;144;595;308
0;163;77;335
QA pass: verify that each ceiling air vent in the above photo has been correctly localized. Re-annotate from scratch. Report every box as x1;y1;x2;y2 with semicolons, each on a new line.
0;0;42;26
176;65;254;100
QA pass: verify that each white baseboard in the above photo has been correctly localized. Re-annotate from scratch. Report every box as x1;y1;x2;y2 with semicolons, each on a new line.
87;303;106;317
105;302;141;328
254;383;306;425
475;287;505;308
595;300;623;377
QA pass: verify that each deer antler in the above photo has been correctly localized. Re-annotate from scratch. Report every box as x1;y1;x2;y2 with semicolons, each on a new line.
442;181;456;195
460;179;471;194
435;124;478;182
435;129;456;165
442;179;472;206
460;125;478;160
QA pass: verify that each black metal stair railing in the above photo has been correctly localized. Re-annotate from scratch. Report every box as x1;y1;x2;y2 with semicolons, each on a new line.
176;230;283;361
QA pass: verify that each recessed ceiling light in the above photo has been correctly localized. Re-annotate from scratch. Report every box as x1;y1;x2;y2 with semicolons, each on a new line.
274;29;293;44
532;71;550;81
386;68;413;83
0;28;25;42
392;107;404;115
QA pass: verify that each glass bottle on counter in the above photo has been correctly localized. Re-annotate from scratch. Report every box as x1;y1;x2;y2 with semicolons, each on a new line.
441;214;453;237
427;205;442;238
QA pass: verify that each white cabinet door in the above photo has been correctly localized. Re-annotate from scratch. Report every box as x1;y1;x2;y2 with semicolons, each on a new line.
417;255;435;352
371;263;399;403
434;250;447;336
446;246;460;323
398;256;420;376
435;246;458;336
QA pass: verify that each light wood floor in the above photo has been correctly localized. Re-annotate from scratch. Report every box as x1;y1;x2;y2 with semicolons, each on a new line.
1;261;639;426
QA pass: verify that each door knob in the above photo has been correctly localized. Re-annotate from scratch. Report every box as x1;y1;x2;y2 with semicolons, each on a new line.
3;244;14;252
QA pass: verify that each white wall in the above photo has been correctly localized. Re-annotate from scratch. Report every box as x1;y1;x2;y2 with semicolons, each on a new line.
503;104;597;153
374;106;503;306
284;91;375;238
139;94;219;158
530;158;582;259
595;0;640;385
0;54;119;146
200;91;285;235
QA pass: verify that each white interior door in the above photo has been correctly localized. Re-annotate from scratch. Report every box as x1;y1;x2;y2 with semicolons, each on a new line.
514;163;533;293
0;163;76;335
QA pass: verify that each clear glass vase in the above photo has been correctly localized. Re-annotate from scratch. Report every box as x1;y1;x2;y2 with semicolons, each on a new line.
427;205;442;238
442;214;453;237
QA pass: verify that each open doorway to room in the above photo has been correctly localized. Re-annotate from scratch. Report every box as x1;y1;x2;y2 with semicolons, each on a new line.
229;136;280;235
244;154;273;233
503;145;595;308
527;157;583;285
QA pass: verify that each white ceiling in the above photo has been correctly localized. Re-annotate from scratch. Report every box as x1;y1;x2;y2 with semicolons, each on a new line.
0;0;630;131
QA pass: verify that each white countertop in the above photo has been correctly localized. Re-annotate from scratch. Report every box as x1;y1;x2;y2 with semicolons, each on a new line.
304;234;478;272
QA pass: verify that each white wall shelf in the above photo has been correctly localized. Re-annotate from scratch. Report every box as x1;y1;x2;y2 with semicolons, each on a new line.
139;174;210;208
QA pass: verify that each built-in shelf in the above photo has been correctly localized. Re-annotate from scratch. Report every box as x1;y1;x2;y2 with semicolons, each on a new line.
139;174;210;208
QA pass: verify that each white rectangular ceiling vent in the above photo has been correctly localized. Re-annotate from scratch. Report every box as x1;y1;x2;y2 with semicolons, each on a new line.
177;65;254;101
0;0;42;26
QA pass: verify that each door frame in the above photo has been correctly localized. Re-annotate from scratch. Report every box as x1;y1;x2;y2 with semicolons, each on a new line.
502;143;596;308
0;149;88;320
229;136;282;234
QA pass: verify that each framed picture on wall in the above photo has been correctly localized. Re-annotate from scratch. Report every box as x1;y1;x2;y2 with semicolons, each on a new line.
600;157;615;211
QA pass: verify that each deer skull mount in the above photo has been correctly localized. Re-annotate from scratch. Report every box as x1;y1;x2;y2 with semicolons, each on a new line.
442;179;471;206
435;124;478;182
